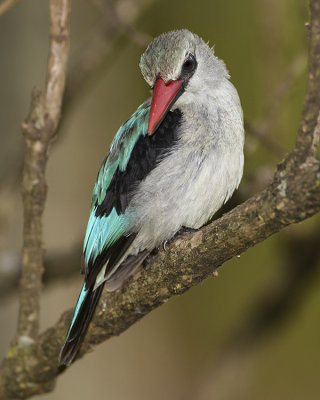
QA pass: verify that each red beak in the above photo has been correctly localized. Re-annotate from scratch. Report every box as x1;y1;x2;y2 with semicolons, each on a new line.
148;78;183;135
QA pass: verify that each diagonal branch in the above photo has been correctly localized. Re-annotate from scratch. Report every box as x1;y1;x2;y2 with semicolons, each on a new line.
17;0;70;339
0;0;320;399
1;150;320;399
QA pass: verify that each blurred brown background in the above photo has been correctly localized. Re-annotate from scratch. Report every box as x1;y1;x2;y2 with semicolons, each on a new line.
1;0;320;399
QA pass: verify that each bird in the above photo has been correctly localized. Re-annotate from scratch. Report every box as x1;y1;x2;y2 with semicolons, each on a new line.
59;29;244;366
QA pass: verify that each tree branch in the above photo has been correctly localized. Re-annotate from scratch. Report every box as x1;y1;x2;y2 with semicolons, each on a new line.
296;0;320;158
0;245;82;298
17;0;70;339
0;0;319;399
1;150;320;399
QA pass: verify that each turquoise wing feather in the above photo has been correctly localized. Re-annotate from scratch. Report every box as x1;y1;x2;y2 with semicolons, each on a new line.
83;101;150;271
59;100;181;366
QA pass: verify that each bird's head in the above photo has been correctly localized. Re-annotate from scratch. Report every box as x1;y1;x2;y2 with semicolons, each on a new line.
140;29;229;135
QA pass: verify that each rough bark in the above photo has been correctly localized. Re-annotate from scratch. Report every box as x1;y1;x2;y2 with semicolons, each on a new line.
17;0;70;339
0;0;319;399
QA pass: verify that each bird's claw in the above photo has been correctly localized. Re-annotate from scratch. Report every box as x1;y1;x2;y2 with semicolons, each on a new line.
162;227;198;252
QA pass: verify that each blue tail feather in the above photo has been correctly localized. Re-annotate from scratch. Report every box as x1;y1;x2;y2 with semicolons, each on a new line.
59;283;105;366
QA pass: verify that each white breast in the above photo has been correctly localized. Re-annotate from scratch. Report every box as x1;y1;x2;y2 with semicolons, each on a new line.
127;80;244;255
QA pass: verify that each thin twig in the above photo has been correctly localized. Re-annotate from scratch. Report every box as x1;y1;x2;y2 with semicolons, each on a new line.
0;0;21;16
0;0;155;300
17;0;71;340
296;0;320;158
0;0;320;398
0;245;81;297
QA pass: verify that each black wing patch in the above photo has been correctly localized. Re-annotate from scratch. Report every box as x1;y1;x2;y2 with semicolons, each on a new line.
85;233;136;287
95;109;182;218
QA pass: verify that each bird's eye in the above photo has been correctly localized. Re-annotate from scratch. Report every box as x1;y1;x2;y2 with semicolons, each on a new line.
182;54;197;74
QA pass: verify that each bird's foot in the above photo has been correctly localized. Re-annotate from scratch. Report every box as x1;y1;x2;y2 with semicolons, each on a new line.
161;226;199;252
177;226;199;236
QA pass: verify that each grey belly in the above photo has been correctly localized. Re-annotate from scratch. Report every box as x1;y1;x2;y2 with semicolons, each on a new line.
126;145;243;254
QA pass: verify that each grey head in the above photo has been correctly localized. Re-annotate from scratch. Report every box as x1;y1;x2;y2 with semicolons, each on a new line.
139;29;230;95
